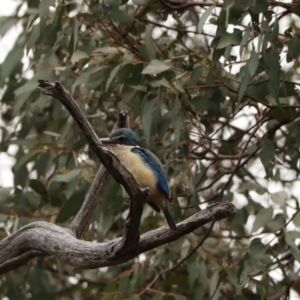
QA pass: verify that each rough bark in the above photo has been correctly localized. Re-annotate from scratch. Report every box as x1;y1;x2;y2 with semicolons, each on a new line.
0;202;236;274
0;80;237;274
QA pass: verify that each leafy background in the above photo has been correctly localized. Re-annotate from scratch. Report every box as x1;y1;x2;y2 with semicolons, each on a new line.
1;0;300;299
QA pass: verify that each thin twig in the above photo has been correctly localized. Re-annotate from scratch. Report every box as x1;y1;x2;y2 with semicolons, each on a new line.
137;221;215;297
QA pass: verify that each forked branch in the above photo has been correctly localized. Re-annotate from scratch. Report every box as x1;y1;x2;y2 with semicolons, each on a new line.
0;80;237;274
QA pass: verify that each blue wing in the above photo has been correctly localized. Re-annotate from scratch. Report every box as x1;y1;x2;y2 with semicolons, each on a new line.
131;147;170;200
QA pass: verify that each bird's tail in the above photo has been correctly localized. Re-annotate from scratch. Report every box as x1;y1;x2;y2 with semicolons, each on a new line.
163;205;177;231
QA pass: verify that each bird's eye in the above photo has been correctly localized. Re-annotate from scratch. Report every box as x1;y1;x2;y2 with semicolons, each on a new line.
119;136;126;141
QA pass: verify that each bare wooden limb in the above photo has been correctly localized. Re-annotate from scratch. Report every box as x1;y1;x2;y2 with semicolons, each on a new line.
0;202;236;274
69;166;110;238
69;111;130;238
37;80;145;253
0;80;237;274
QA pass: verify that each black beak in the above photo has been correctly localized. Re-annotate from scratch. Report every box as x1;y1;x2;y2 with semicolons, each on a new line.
99;138;118;145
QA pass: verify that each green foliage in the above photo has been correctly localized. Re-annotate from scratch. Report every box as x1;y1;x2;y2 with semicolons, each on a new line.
1;0;300;299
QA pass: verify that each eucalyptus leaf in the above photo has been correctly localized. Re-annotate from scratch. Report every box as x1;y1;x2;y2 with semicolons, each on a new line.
142;60;170;74
198;6;214;33
51;169;81;184
216;29;243;49
259;139;275;178
285;233;300;263
252;207;273;232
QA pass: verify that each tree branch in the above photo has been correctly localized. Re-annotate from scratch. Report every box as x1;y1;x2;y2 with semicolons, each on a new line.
37;80;145;253
69;111;130;238
0;202;236;274
0;80;237;274
138;220;215;297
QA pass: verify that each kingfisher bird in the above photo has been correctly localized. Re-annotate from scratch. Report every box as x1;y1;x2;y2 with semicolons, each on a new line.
100;128;177;231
